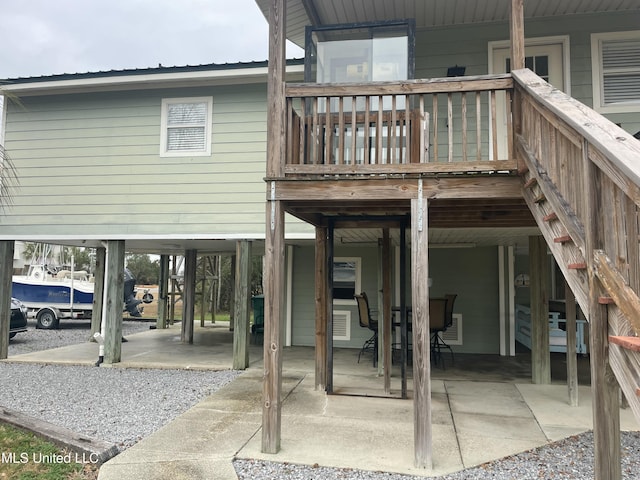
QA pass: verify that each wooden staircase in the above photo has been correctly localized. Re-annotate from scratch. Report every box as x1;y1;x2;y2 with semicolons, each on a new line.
513;68;640;427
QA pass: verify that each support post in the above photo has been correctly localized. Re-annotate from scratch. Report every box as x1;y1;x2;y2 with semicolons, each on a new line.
104;240;124;364
326;222;334;394
400;221;408;399
509;0;525;70
315;226;327;390
0;241;15;359
233;240;252;370
262;0;286;454
229;254;236;331
411;198;432;470
583;141;620;480
91;247;106;339
262;199;285;453
382;229;392;393
565;279;578;406
157;254;169;329
530;235;550;384
182;249;197;344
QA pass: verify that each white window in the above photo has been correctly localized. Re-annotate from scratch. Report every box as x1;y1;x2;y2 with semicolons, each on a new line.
160;97;213;156
592;31;640;113
333;257;361;305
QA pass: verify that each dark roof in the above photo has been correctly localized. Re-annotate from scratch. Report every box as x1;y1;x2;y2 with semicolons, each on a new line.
1;58;305;85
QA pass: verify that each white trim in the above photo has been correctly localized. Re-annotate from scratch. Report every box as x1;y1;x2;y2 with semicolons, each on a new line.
160;96;213;157
2;64;306;96
0;232;316;241
285;245;293;347
591;30;640;114
498;247;505;355
488;35;571;94
508;245;516;356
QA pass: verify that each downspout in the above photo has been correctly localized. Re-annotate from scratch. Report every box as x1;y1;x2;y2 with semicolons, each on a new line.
93;242;108;366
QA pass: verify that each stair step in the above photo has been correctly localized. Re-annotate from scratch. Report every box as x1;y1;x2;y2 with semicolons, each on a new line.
534;194;546;204
598;296;615;305
554;235;572;244
524;177;538;189
568;262;587;270
609;335;640;352
543;212;558;222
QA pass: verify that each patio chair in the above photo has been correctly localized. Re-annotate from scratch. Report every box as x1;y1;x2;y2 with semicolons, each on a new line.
354;292;379;366
430;294;457;368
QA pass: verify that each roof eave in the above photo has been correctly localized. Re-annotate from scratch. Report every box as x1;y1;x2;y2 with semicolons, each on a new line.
1;63;305;96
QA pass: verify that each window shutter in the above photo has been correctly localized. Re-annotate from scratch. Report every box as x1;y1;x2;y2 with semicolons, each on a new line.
602;39;640;105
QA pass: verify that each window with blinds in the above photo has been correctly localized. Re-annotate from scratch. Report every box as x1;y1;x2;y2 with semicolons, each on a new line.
592;31;640;113
160;97;213;156
602;39;640;105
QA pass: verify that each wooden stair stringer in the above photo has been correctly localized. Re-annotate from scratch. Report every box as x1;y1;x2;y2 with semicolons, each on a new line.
518;133;590;316
608;308;640;425
521;176;590;318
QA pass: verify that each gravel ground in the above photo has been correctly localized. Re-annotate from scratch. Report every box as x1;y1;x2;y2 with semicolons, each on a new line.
3;320;240;450
4;321;640;479
234;431;640;479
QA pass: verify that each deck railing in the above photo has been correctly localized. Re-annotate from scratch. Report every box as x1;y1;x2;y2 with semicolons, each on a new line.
283;74;516;176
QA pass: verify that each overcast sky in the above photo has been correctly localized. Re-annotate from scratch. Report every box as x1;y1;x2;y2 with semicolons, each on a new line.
0;0;304;79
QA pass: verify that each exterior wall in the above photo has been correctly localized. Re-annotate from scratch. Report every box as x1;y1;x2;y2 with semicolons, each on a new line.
415;11;640;137
290;243;503;354
2;83;312;239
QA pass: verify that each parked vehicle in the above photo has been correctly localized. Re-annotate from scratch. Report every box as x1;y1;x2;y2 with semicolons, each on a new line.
9;297;28;339
12;265;152;329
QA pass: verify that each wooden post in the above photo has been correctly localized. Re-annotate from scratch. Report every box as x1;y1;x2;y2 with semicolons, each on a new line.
565;279;579;406
509;0;525;70
200;256;206;327
262;199;285;453
233;240;252;370
262;0;286;455
90;246;106;339
182;249;197;344
400;221;408;399
229;255;236;331
104;240;124;365
411;198;432;470
529;235;550;384
157;254;169;329
583;141;621;480
326;222;335;394
169;255;177;325
382;229;392;393
0;241;15;360
315;226;327;390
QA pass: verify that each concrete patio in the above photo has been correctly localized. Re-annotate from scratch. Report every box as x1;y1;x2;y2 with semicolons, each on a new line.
4;323;639;479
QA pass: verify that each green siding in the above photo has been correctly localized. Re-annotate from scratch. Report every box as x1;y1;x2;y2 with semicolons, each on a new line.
415;11;640;138
3;84;312;238
290;244;502;354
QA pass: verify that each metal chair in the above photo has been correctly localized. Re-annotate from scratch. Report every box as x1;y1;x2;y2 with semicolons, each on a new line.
354;293;379;366
430;294;457;368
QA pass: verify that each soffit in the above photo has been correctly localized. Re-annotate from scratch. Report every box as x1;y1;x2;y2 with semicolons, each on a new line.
255;0;640;47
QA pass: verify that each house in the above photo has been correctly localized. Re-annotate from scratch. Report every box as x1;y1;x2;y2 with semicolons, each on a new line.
253;0;640;478
0;0;638;478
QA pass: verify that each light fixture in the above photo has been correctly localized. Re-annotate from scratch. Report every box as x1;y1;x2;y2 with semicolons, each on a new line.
447;65;466;77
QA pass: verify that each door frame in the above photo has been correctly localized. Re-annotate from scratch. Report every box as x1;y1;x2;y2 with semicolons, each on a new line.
488;35;571;160
488;35;572;93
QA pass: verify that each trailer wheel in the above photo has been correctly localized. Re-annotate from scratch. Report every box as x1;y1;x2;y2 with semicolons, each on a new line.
36;309;59;329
